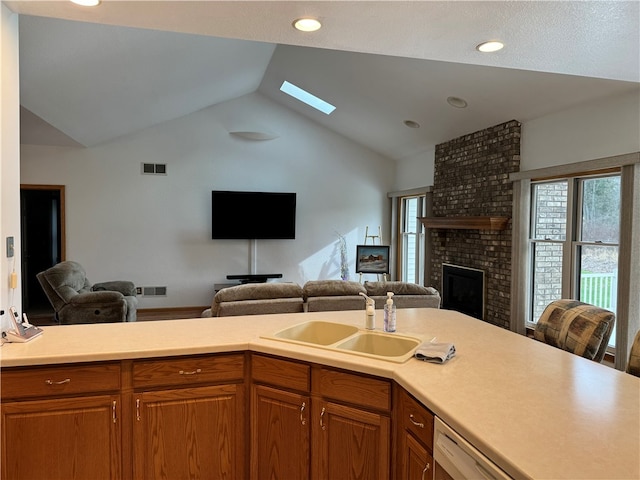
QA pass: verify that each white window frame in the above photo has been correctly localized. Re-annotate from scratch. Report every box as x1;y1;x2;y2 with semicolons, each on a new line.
510;153;640;370
398;194;426;284
388;186;432;284
527;174;621;333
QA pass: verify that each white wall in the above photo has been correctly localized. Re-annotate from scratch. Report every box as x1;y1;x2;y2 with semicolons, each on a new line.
1;4;20;331
520;89;640;171
394;89;640;191
21;92;395;309
394;146;435;191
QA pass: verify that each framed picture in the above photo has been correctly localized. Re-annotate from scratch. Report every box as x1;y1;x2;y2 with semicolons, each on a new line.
356;245;390;274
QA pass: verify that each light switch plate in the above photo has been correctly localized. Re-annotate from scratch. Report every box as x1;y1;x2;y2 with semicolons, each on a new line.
6;237;14;258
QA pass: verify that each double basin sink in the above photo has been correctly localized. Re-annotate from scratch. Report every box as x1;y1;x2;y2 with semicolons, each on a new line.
261;320;423;363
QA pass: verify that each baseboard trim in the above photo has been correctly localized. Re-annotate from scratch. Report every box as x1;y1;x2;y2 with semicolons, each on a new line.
137;306;208;321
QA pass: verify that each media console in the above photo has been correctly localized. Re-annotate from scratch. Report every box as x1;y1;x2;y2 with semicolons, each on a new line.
226;273;283;284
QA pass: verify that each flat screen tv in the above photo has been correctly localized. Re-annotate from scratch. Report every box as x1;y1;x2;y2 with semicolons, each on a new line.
211;190;297;239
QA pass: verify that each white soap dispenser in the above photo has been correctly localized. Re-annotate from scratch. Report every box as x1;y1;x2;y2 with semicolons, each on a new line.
359;292;376;330
384;292;396;332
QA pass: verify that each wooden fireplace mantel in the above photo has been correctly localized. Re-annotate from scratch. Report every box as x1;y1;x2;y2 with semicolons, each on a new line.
418;216;509;231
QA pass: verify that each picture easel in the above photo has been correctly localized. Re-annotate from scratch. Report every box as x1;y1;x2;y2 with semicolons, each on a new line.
359;225;388;283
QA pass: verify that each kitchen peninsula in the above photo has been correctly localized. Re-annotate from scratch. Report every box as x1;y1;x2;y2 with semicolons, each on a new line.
2;308;638;479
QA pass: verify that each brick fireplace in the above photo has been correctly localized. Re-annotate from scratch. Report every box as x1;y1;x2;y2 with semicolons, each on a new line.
428;120;520;329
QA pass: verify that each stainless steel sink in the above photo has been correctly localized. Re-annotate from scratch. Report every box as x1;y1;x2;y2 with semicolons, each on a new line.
262;320;423;363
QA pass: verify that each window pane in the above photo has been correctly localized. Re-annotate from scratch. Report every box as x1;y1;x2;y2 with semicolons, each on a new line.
580;176;620;243
578;244;618;346
531;242;563;322
404;197;419;233
532;181;567;240
402;233;417;283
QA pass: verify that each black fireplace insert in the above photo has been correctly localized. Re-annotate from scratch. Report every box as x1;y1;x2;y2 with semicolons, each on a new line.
442;263;485;320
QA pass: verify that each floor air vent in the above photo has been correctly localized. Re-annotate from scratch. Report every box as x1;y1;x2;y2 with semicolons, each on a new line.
141;163;167;175
142;286;167;297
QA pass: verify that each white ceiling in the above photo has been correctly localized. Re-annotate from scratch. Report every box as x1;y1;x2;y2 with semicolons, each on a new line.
7;0;640;161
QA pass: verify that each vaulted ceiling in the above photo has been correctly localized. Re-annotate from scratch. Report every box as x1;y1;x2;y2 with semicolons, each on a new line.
7;1;640;161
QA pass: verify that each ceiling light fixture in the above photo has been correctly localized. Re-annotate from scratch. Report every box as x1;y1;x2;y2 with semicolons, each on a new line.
293;18;322;32
447;96;468;108
404;120;420;129
70;0;101;6
476;41;504;53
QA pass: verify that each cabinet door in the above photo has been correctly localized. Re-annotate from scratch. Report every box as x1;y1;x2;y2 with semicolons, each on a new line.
399;432;433;480
133;384;245;480
251;384;310;480
313;400;390;480
2;394;121;480
434;461;454;480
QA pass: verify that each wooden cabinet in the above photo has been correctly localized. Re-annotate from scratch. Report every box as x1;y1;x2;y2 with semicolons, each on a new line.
1;352;438;480
312;367;391;480
250;354;311;479
131;353;246;480
1;362;122;480
434;462;455;480
251;353;392;480
395;386;435;480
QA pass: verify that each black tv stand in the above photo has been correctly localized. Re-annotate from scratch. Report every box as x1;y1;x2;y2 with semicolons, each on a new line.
226;273;283;284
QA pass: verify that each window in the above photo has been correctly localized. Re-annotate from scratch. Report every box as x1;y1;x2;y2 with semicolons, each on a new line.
529;174;620;346
398;195;426;283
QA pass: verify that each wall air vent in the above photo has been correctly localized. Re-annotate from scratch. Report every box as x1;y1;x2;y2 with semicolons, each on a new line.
141;286;167;297
141;163;167;175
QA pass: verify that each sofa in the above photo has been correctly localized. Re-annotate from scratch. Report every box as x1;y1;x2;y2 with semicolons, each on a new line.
202;280;440;317
202;282;305;317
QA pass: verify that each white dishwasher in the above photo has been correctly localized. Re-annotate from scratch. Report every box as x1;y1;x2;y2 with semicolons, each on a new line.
434;417;512;480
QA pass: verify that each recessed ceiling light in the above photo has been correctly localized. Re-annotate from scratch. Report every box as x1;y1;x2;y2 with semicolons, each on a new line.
293;18;322;32
404;120;420;129
447;96;468;108
476;41;504;53
70;0;101;6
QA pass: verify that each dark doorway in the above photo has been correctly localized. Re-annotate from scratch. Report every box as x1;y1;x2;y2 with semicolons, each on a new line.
20;185;65;315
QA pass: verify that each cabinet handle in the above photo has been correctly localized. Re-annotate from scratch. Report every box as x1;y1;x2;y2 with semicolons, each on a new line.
45;378;71;385
320;407;326;430
136;398;141;421
409;414;424;428
112;400;117;424
421;462;430;480
179;368;202;375
300;402;307;425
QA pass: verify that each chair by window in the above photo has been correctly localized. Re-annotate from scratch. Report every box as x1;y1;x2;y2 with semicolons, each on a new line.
37;261;137;324
626;330;640;377
534;299;615;362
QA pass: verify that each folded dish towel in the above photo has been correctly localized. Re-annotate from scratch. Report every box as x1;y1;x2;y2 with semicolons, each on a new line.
414;342;456;364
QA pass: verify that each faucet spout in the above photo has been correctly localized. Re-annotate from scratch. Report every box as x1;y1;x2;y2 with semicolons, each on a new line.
359;291;375;307
359;292;376;329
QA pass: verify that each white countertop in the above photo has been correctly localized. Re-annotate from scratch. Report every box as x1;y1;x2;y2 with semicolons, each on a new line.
2;308;639;479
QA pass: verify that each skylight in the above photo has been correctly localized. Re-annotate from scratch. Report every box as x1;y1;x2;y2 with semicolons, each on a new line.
280;81;336;115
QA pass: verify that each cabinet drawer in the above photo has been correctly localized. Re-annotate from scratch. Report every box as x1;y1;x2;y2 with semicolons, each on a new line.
133;353;244;389
399;387;434;449
1;362;121;400
315;367;390;411
251;354;310;392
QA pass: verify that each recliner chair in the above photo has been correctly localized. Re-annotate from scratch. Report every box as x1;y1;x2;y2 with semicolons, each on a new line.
36;261;137;324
